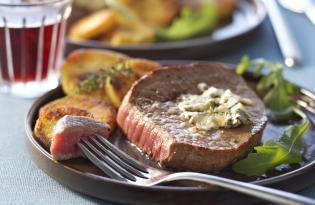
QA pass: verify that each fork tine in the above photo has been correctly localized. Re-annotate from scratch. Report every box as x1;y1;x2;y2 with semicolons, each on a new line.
296;99;315;129
90;137;148;179
82;139;137;181
297;99;315;114
301;89;315;101
95;134;148;173
78;142;127;181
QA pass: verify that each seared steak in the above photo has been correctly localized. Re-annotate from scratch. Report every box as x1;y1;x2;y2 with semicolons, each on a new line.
117;63;267;172
51;115;111;160
34;95;116;160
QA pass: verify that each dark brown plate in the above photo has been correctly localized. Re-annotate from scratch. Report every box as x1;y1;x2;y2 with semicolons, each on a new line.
25;62;315;205
66;0;266;59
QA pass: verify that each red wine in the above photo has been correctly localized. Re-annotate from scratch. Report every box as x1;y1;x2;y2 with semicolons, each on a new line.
0;0;72;98
0;21;64;83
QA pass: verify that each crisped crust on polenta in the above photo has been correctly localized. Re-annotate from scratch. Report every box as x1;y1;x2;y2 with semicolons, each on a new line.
61;49;129;100
34;95;116;148
69;9;117;41
61;49;160;107
120;0;179;26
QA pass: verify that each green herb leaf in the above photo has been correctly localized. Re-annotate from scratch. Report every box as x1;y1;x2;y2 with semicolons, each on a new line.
236;56;301;122
236;55;250;75
252;58;265;77
77;63;133;93
232;120;310;176
78;75;100;93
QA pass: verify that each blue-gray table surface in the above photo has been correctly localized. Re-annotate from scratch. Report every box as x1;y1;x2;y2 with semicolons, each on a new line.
1;5;315;205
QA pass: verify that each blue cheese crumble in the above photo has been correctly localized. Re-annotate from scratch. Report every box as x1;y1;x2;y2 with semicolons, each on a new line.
178;83;252;131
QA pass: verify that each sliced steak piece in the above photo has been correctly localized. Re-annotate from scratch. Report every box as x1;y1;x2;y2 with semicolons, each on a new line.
51;115;111;160
34;95;116;161
117;63;267;172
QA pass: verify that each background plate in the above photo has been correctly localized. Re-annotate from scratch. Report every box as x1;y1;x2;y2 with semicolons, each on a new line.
25;62;315;205
66;0;266;59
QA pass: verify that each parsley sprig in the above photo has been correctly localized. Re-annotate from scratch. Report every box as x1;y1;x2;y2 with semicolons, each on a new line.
232;120;310;176
77;64;133;93
236;55;304;122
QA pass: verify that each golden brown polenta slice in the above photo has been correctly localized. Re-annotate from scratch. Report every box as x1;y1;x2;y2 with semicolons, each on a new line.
34;95;116;148
61;49;129;102
107;28;155;45
120;0;179;26
129;58;161;77
102;11;156;45
104;58;160;107
69;9;116;41
105;70;137;108
61;49;161;107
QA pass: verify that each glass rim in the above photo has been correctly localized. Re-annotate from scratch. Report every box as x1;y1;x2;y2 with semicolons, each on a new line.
0;0;72;7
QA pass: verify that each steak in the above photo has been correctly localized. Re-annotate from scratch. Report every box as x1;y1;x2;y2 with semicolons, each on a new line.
51;115;111;160
34;95;116;161
117;63;267;172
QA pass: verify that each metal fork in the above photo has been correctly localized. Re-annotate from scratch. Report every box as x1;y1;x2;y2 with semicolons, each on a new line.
298;89;315;115
78;135;315;205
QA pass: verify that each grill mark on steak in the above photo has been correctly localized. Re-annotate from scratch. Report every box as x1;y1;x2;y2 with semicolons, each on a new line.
117;63;267;172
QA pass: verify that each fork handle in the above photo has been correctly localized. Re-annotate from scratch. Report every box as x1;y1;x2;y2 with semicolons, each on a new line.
162;172;315;205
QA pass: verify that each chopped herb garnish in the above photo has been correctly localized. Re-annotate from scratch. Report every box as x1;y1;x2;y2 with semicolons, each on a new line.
77;74;101;93
232;120;310;176
236;56;303;122
77;63;133;93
